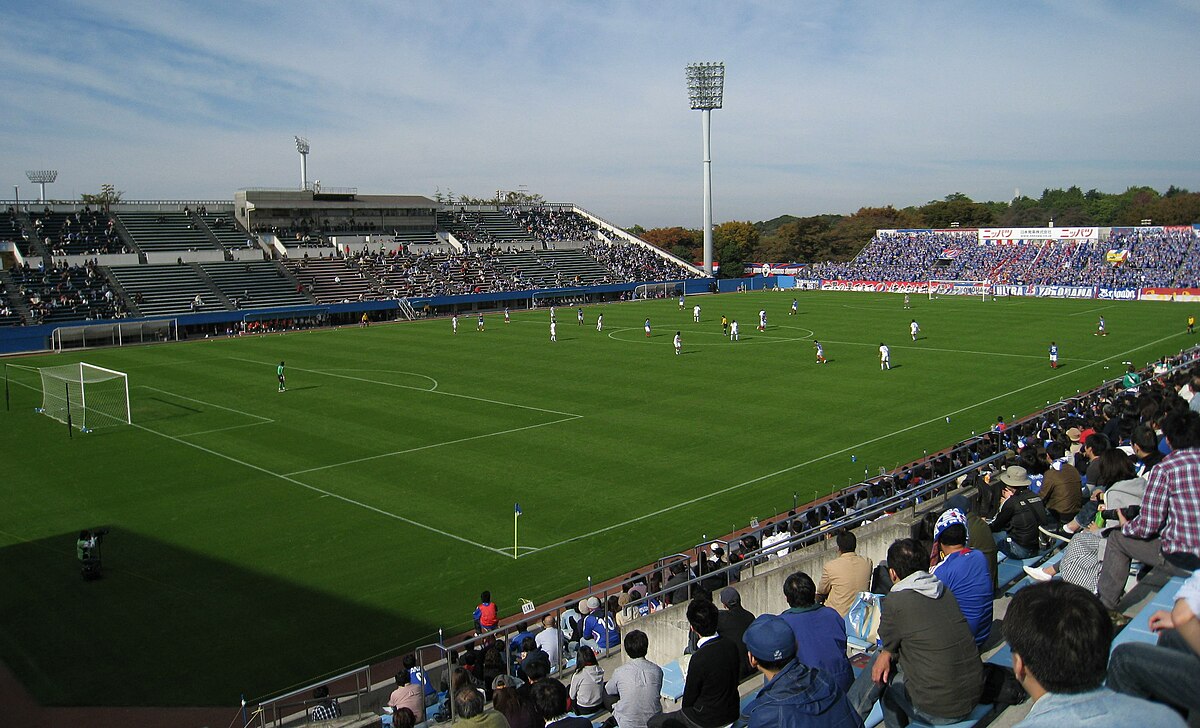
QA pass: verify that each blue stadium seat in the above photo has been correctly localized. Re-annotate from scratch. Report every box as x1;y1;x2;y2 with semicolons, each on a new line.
660;660;686;702
1110;575;1189;652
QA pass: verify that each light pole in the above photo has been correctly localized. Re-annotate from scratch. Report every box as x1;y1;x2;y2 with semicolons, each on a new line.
295;136;310;191
25;170;58;203
686;62;724;277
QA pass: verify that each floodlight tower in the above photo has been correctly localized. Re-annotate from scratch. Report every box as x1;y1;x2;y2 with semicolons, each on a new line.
25;170;58;203
686;62;724;277
294;136;310;190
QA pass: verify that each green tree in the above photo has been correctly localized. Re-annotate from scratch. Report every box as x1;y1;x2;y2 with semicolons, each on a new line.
81;184;123;210
713;221;759;278
915;193;996;229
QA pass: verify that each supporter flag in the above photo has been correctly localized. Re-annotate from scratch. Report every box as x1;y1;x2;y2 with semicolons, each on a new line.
940;248;962;258
1106;249;1129;266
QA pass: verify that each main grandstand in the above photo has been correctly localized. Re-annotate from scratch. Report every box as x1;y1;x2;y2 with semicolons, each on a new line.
2;192;1199;728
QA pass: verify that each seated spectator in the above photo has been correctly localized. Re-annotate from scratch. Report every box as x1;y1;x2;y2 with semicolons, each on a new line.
534;613;563;673
930;509;993;647
581;596;620;652
1098;408;1200;611
1039;441;1083;523
817;530;873;617
404;653;437;706
716;586;756;680
604;629;664;728
474;590;499;635
454;686;510;728
741;614;862;728
309;685;341;721
989;466;1054;559
648;599;740;728
493;675;538;728
532;679;591;728
945;493;998;588
847;538;982;727
1005;581;1185;727
778;571;853;693
1108;568;1200;724
388;670;425;719
568;645;605;716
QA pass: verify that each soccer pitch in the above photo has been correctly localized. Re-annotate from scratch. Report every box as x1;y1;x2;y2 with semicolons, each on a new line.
0;291;1191;706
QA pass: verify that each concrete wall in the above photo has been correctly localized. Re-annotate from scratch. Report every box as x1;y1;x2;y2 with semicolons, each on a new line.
632;513;920;670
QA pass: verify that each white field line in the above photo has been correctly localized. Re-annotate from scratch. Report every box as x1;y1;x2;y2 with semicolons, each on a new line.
819;339;1097;362
227;357;583;418
138;385;274;421
1068;305;1115;317
6;374;512;556
176;421;275;438
518;329;1184;557
285;414;582;476
131;422;512;557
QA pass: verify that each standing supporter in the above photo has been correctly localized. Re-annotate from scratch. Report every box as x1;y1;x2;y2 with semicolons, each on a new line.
1098;408;1200;611
847;539;982;727
648;599;740;728
1005;581;1185;727
930;510;993;647
604;630;664;728
741;614;862;728
817;531;872;617
778;572;853;694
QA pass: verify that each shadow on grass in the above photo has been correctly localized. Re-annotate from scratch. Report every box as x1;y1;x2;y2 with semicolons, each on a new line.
0;530;435;708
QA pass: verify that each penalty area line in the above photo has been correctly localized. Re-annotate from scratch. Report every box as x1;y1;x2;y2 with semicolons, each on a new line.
519;329;1183;557
132;423;513;558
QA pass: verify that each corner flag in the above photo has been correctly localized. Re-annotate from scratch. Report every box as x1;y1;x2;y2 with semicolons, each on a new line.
515;503;522;516
513;503;522;559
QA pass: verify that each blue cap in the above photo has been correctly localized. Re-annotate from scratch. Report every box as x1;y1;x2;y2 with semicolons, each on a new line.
743;615;796;662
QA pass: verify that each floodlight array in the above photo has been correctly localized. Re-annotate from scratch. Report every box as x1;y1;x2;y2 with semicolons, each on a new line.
25;170;58;183
685;62;725;110
294;136;310;155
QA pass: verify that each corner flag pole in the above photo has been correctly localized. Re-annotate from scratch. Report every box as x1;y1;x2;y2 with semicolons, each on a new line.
513;503;521;559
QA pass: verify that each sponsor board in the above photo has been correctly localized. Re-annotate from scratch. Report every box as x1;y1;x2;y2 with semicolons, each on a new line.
1140;288;1200;303
1097;288;1139;301
978;227;1098;242
820;280;931;293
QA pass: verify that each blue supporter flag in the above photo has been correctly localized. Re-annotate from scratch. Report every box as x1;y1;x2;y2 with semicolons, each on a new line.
515;503;522;517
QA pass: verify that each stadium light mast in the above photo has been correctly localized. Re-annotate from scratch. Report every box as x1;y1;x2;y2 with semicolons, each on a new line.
294;136;310;191
25;170;58;203
686;62;724;277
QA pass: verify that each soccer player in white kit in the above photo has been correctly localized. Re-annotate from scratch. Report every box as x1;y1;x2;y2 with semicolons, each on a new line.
814;340;826;364
758;310;767;331
550;320;557;342
730;319;739;341
910;319;920;341
674;331;682;355
904;294;911;309
693;304;701;323
452;314;458;334
504;307;510;324
879;343;891;370
596;314;603;331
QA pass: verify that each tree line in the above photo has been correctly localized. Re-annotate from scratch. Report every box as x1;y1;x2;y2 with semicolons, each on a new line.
627;186;1200;277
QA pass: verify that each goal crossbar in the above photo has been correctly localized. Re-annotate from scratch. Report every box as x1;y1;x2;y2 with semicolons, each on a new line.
36;362;131;431
928;279;992;301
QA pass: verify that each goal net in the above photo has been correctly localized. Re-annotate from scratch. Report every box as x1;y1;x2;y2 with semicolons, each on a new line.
928;280;992;301
36;363;131;432
633;282;684;300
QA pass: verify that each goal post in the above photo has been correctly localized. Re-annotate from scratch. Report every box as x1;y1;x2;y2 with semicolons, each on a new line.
36;363;131;432
632;282;685;300
51;319;178;353
928;280;992;301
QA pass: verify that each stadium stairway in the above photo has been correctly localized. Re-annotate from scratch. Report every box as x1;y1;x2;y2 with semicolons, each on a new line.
0;269;32;325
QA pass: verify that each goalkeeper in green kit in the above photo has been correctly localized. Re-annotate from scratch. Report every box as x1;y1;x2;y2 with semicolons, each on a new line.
277;361;286;392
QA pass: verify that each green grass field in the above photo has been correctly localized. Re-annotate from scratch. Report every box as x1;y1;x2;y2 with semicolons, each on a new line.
0;291;1193;707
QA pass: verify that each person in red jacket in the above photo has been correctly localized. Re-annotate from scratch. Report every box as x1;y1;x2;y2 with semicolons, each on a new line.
474;591;498;635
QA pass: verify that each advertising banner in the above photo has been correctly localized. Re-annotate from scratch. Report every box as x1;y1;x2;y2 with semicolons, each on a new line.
1140;288;1200;302
978;227;1099;242
1097;288;1139;301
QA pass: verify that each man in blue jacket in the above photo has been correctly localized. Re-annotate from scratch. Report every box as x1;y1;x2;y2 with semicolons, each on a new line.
779;572;854;693
742;614;862;728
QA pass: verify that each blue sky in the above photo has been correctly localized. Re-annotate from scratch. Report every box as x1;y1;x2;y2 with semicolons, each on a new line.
2;0;1198;227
